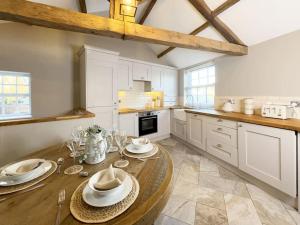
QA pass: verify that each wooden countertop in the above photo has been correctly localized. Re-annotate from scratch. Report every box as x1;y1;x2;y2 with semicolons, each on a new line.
0;143;173;225
118;106;191;114
119;107;171;114
0;109;95;127
185;109;300;132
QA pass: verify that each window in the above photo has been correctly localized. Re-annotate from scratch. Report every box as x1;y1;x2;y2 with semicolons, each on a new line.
0;71;31;120
184;64;215;108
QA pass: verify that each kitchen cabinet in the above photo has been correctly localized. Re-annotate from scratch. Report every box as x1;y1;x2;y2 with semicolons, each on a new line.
151;66;162;91
173;119;187;140
157;110;170;137
132;62;151;81
187;113;206;150
79;46;119;129
89;107;118;130
119;113;138;137
117;60;133;91
206;120;238;166
238;122;296;197
162;69;178;106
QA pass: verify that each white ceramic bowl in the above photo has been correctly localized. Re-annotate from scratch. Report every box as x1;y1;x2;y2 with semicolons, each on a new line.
131;138;150;149
0;159;46;182
88;168;129;197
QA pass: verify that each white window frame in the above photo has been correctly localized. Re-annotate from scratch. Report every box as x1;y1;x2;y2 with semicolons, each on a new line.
0;71;32;120
184;63;215;108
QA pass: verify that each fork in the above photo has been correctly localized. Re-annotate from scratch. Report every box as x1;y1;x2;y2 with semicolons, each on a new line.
137;157;160;162
55;189;65;225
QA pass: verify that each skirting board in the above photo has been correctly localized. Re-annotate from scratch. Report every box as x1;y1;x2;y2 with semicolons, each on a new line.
171;134;298;209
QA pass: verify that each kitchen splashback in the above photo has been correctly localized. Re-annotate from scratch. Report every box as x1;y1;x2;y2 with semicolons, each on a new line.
215;96;300;119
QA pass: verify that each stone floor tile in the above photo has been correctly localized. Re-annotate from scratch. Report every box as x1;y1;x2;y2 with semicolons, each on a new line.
162;195;196;225
224;193;262;225
200;156;219;172
155;214;190;225
199;173;250;198
246;184;296;225
218;166;245;183
195;203;228;225
176;161;199;185
173;178;226;211
287;210;300;225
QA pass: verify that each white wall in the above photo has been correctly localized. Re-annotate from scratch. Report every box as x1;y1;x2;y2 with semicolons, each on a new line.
215;30;300;97
0;22;169;117
0;118;95;166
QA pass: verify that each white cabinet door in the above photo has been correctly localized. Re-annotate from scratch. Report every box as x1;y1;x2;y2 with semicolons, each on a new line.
118;113;138;137
117;60;133;91
174;119;187;140
158;110;170;137
88;107;118;130
187;113;206;150
86;58;118;108
151;66;162;91
162;69;178;97
132;62;151;81
238;122;296;197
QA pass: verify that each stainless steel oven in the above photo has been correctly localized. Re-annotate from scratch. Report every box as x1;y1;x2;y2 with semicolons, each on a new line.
138;111;158;136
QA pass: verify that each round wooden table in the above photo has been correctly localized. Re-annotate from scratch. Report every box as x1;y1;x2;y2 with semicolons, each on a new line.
0;143;173;225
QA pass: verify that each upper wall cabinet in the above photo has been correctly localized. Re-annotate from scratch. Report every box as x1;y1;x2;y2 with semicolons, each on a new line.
81;49;118;108
117;60;133;91
151;66;163;91
132;62;151;81
162;69;178;96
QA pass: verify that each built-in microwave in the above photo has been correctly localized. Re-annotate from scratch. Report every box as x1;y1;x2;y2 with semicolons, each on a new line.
138;111;158;136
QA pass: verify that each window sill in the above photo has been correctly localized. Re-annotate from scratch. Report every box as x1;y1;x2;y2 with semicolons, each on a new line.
0;109;95;127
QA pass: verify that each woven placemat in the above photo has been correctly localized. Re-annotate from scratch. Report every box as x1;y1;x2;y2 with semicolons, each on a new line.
123;144;159;159
70;175;140;224
0;161;57;195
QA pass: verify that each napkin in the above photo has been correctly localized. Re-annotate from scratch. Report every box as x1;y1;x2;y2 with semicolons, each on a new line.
94;165;123;191
16;162;41;174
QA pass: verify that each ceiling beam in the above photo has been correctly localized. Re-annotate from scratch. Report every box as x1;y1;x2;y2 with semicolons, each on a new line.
78;0;87;13
157;0;239;58
139;0;157;24
188;0;245;46
124;22;247;55
0;0;248;56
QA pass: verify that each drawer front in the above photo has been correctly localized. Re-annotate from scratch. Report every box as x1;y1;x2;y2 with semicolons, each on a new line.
206;117;237;129
207;123;237;147
207;138;238;167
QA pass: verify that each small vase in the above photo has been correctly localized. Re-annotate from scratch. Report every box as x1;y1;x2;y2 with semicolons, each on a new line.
84;132;107;164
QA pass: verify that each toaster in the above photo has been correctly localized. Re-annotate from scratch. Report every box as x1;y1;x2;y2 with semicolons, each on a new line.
261;104;292;120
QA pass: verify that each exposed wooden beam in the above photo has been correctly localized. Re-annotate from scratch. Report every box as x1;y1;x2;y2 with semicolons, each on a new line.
188;0;245;46
124;22;247;55
0;0;248;56
139;0;157;24
78;0;87;13
157;23;209;58
212;0;239;16
157;0;239;58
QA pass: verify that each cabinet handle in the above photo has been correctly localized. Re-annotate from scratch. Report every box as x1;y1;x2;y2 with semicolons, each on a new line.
238;124;243;128
217;119;223;122
216;144;223;148
217;127;223;131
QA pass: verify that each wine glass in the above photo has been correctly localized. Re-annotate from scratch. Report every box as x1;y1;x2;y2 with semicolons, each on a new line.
105;130;119;153
114;130;129;168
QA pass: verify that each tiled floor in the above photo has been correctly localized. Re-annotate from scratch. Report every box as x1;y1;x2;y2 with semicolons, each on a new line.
155;138;300;225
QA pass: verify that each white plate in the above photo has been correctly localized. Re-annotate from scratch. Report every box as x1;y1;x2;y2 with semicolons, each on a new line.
82;175;133;207
0;160;52;186
126;143;153;154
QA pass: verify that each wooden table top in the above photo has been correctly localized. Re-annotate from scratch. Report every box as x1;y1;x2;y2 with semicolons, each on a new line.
0;144;173;225
185;109;300;132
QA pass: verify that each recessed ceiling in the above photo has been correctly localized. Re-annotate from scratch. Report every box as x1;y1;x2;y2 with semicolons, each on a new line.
16;0;300;68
